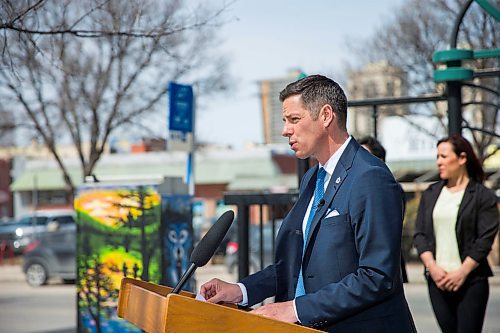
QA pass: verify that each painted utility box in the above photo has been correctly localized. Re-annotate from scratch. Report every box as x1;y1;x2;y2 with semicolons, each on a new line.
75;178;192;332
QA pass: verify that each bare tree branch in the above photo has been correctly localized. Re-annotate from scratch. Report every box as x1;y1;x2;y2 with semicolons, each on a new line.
1;0;230;38
8;0;45;24
350;0;499;161
0;0;233;194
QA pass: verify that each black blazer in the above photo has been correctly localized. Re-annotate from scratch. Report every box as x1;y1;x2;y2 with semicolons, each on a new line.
414;180;499;279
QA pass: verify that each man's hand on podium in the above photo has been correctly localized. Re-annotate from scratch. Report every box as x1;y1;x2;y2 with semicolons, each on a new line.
251;301;298;323
200;278;243;304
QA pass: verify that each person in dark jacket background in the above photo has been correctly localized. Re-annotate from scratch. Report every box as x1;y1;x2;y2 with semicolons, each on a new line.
414;134;498;333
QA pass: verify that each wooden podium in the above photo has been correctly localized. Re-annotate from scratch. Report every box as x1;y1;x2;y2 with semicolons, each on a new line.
118;278;321;333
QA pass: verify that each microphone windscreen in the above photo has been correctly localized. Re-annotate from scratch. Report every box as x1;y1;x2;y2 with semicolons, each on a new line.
190;210;234;267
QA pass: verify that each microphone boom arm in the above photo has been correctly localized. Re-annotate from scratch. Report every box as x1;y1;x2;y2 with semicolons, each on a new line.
171;263;197;294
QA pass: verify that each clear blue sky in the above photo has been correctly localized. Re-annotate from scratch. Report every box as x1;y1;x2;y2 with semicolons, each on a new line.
193;0;406;148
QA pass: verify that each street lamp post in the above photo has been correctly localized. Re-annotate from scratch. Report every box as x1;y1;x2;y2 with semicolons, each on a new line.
432;0;499;136
433;0;474;136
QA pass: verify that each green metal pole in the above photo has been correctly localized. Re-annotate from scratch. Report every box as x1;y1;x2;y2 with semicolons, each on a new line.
446;0;474;136
447;81;463;135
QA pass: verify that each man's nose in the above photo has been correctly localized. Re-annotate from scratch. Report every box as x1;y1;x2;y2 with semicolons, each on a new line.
282;123;292;137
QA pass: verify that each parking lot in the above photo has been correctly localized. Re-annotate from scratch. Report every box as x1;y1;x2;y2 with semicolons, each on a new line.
1;261;499;333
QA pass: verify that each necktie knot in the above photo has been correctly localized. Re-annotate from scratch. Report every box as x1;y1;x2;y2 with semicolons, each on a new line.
317;167;326;180
314;167;326;205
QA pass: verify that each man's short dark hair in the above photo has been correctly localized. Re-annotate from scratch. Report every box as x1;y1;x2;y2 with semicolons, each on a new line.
358;136;386;162
279;75;348;131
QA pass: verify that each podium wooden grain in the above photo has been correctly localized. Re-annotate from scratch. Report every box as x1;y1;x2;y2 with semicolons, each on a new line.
118;277;321;333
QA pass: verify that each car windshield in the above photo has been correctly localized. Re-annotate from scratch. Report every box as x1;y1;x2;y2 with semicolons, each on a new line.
16;216;49;226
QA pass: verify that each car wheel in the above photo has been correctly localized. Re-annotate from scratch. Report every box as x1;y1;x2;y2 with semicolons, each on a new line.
25;262;48;287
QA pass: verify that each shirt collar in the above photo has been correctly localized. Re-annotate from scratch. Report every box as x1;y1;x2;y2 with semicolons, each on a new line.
318;136;351;184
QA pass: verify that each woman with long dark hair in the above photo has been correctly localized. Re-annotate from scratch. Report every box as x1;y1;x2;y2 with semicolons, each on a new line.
414;134;498;333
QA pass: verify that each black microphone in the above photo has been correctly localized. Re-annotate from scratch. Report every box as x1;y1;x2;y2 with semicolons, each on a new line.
171;210;235;294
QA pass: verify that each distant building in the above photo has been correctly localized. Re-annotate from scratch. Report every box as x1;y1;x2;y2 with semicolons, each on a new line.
0;140;109;160
347;61;409;138
110;137;167;154
259;69;306;144
0;159;12;219
9;145;298;219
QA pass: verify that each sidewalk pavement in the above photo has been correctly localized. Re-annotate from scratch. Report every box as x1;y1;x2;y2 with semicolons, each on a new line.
0;262;25;283
2;260;499;333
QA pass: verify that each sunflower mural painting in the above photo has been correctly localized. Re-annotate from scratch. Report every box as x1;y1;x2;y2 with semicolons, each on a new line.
75;184;162;333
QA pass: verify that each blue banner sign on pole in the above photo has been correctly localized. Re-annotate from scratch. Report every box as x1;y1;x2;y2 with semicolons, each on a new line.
168;82;194;133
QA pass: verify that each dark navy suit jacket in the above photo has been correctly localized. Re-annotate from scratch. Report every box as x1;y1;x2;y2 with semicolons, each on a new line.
241;139;416;332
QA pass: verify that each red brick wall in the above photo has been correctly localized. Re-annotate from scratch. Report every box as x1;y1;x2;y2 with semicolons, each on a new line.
0;159;13;218
195;184;228;199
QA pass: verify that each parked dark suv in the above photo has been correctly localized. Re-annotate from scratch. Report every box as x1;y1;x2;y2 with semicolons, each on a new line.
22;213;76;287
0;210;75;254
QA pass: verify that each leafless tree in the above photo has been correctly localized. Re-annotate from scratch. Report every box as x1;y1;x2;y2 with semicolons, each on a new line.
0;0;231;195
352;0;498;162
0;110;15;143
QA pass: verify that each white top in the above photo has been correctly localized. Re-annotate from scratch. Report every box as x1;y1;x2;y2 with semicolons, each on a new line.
433;186;465;271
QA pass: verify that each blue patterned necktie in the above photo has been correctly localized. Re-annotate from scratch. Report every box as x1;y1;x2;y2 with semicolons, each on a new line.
295;167;326;298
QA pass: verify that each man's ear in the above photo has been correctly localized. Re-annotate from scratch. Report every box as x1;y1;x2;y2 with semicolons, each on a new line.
320;104;334;128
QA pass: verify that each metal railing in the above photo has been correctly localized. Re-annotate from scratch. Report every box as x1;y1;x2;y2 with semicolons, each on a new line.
224;192;298;280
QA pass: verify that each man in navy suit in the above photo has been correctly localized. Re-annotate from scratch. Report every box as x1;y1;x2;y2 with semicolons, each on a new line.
200;75;416;332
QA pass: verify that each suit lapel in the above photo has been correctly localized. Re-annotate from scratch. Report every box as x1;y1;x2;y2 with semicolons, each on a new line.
427;181;444;213
305;139;358;247
456;180;475;233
